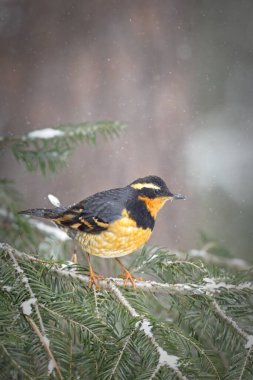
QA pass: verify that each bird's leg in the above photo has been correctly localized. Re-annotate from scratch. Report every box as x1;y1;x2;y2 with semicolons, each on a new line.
86;253;103;288
71;244;78;263
114;258;136;288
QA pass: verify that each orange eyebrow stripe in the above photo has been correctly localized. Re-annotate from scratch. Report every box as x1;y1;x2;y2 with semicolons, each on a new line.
138;196;170;218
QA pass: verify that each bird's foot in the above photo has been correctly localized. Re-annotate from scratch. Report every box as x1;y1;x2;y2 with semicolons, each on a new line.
119;270;136;288
88;268;104;288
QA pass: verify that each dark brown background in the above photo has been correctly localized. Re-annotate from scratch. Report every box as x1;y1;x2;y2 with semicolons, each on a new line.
1;1;253;259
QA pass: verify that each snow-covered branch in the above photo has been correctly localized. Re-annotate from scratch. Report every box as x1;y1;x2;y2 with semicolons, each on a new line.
25;317;63;379
7;247;46;334
212;300;253;350
6;245;62;379
1;243;253;379
108;282;188;380
2;243;252;297
0;121;126;174
211;299;253;379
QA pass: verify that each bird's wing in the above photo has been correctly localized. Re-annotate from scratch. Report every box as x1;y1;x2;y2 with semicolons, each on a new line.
53;187;130;234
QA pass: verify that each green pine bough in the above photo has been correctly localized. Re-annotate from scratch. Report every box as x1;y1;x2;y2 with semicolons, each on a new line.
0;242;253;380
0;121;126;174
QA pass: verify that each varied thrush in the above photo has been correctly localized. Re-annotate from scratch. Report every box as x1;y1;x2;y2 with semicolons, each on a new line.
19;175;185;287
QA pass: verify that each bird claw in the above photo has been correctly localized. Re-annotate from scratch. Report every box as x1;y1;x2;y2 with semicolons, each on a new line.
119;270;136;288
88;270;104;288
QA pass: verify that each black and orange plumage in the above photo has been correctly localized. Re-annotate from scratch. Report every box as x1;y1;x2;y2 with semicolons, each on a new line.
19;175;185;287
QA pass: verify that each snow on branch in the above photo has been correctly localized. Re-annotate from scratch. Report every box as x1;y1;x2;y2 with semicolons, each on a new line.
26;317;63;379
6;246;63;379
7;247;46;333
1;243;252;379
27;128;64;139
108;282;188;380
0;121;126;174
212;300;253;350
1;243;253;297
212;297;253;379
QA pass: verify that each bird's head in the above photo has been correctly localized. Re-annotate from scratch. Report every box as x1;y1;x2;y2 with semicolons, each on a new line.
129;175;185;218
130;175;185;200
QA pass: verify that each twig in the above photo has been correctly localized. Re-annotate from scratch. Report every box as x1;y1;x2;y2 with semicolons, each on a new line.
26;317;63;380
108;281;188;380
2;208;251;270
2;206;251;270
92;285;100;319
7;246;46;335
107;326;137;380
108;281;139;317
238;345;253;380
132;251;206;274
212;300;249;341
5;244;63;379
40;304;105;345
1;243;253;296
212;299;253;380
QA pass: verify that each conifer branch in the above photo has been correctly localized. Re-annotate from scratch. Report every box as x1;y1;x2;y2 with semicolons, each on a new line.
6;245;63;379
212;299;253;380
39;304;105;345
108;282;139;317
1;243;253;378
108;282;188;380
92;285;100;319
239;346;253;380
212;300;249;342
133;253;207;275
170;329;221;380
2;243;253;296
177;249;251;271
25;316;63;380
0;344;33;380
107;326;137;380
7;247;46;335
0;121;125;174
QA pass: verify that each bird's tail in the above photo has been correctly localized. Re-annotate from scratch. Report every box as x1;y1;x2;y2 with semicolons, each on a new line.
19;207;63;220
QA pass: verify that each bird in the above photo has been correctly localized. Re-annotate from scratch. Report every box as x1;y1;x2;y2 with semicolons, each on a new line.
19;175;185;287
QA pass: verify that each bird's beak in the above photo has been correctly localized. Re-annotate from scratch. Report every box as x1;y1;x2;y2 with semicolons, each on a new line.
173;193;186;200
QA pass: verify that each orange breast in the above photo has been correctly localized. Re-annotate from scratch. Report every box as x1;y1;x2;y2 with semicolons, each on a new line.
76;210;152;258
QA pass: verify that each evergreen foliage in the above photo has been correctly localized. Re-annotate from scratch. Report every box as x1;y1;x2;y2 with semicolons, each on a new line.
0;121;125;174
0;122;253;379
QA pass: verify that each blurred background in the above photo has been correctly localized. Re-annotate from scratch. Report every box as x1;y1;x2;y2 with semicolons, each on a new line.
1;0;253;260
